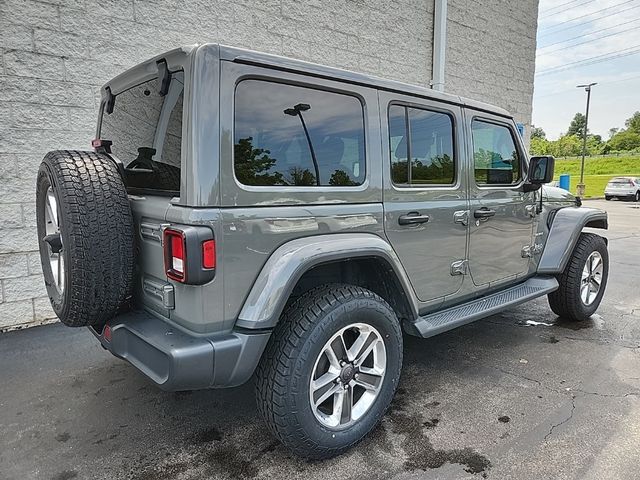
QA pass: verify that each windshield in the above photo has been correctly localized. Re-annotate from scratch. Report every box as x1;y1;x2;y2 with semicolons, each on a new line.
100;72;184;195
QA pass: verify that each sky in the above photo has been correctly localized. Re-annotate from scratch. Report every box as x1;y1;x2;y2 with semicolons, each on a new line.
532;0;640;140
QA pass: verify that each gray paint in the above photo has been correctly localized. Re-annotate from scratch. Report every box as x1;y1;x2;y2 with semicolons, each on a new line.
538;207;609;274
464;108;537;286
94;310;270;391
235;233;419;329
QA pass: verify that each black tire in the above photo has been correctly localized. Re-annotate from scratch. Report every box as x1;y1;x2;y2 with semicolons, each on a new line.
36;150;135;327
255;284;403;460
634;191;640;202
605;196;611;201
548;233;608;322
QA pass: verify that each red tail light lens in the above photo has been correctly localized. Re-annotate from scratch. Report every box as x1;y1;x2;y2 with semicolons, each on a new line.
164;228;187;282
202;240;216;269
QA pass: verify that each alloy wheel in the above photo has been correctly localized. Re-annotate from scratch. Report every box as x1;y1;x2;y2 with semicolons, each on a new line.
309;323;386;428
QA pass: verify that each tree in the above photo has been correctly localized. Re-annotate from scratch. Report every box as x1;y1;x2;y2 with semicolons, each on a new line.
529;136;550;155
608;128;619;139
549;135;582;157
567;113;588;139
234;137;284;186
624;111;640;134
531;126;546;139
608;130;640;151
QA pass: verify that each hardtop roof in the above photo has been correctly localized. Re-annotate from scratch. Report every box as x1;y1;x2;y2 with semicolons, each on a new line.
102;43;512;119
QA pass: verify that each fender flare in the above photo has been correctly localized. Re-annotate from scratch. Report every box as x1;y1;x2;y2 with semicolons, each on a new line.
537;206;608;274
235;233;419;329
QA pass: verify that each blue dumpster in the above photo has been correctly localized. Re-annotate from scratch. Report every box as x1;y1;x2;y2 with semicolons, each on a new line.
559;174;570;191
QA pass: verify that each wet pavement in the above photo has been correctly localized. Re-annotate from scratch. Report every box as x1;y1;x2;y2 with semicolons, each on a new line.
1;199;639;480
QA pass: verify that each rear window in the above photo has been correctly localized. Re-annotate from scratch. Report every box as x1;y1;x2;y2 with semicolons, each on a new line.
99;72;184;195
609;178;632;185
234;80;366;187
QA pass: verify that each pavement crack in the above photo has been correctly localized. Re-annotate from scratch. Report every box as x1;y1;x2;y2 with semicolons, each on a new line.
492;366;563;395
572;389;640;398
543;396;576;442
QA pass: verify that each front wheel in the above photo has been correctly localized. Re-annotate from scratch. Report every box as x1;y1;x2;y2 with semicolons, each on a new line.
255;284;403;459
634;191;640;202
548;233;608;321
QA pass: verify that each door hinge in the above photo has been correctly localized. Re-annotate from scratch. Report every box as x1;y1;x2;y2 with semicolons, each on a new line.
521;243;543;258
450;259;468;276
453;210;469;226
525;204;537;217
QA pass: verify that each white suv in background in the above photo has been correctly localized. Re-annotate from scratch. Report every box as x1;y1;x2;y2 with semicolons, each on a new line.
605;177;640;202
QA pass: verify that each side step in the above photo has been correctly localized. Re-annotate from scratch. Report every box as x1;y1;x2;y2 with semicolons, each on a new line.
405;276;559;338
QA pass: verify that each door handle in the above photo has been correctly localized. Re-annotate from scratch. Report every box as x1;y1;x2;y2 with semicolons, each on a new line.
474;208;496;219
398;212;430;226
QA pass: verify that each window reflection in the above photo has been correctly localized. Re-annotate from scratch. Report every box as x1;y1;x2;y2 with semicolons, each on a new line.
471;120;521;185
389;105;455;186
234;80;365;187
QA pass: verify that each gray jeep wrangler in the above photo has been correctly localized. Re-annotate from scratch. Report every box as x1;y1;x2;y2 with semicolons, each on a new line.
36;44;609;459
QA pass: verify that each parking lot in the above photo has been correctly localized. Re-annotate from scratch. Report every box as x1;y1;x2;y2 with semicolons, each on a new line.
1;199;638;480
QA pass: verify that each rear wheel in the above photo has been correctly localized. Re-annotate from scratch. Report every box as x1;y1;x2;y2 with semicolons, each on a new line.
548;233;608;322
605;196;612;201
634;191;640;202
255;284;402;459
36;150;135;327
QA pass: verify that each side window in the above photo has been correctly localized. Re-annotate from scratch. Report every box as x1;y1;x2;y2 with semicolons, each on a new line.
234;80;365;187
389;104;455;186
471;120;521;185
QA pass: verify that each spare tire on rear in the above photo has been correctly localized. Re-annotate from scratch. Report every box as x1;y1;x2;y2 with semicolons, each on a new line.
36;150;135;327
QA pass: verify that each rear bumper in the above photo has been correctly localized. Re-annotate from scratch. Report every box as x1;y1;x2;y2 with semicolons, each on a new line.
91;311;271;391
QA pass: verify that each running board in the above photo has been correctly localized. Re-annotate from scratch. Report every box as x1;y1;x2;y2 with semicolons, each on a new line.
405;276;559;338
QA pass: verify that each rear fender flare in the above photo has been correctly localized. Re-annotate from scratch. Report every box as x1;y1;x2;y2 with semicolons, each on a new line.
235;233;419;329
538;207;608;274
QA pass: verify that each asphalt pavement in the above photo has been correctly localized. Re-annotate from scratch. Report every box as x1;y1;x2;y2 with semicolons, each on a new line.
1;199;639;480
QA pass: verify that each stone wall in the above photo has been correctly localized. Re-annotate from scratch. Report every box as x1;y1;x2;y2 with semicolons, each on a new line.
0;0;538;330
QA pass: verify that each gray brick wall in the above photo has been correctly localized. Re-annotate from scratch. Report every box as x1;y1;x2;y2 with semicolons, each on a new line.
0;0;538;330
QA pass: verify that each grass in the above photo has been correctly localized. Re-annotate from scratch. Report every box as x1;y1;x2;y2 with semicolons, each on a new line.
553;155;640;197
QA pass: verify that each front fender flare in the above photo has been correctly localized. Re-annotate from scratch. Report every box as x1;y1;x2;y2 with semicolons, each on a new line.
538;206;608;274
235;233;419;329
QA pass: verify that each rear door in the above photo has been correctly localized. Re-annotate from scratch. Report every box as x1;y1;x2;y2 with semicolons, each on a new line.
381;92;469;304
464;110;536;287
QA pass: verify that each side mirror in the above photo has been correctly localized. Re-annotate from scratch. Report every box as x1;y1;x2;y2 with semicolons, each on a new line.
528;156;555;184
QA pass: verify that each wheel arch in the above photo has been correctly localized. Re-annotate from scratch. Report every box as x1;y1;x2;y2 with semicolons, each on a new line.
235;234;419;330
538;206;608;274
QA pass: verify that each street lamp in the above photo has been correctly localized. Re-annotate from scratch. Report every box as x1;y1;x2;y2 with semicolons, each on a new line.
576;82;597;197
284;103;321;186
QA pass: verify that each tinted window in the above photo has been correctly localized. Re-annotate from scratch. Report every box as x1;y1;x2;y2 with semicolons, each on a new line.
100;73;184;194
471;120;521;185
389;105;455;186
234;80;365;187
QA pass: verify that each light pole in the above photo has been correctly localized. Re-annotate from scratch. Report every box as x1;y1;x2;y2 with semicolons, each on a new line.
284;103;321;186
576;82;596;197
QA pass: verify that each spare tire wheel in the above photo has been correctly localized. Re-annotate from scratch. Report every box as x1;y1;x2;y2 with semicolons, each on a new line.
36;150;135;327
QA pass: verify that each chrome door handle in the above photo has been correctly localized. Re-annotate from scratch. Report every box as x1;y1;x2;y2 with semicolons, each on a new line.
474;208;496;219
398;212;430;225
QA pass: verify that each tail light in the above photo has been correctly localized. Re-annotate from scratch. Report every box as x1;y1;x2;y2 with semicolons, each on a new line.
163;226;215;284
164;228;186;281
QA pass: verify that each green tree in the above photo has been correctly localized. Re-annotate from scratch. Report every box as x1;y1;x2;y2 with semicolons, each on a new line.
608;130;640;151
549;135;582;157
531;126;546;139
567;113;588;139
529;136;550;155
624;111;640;134
608;127;619;139
286;166;316;186
329;169;357;186
234;137;284;186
